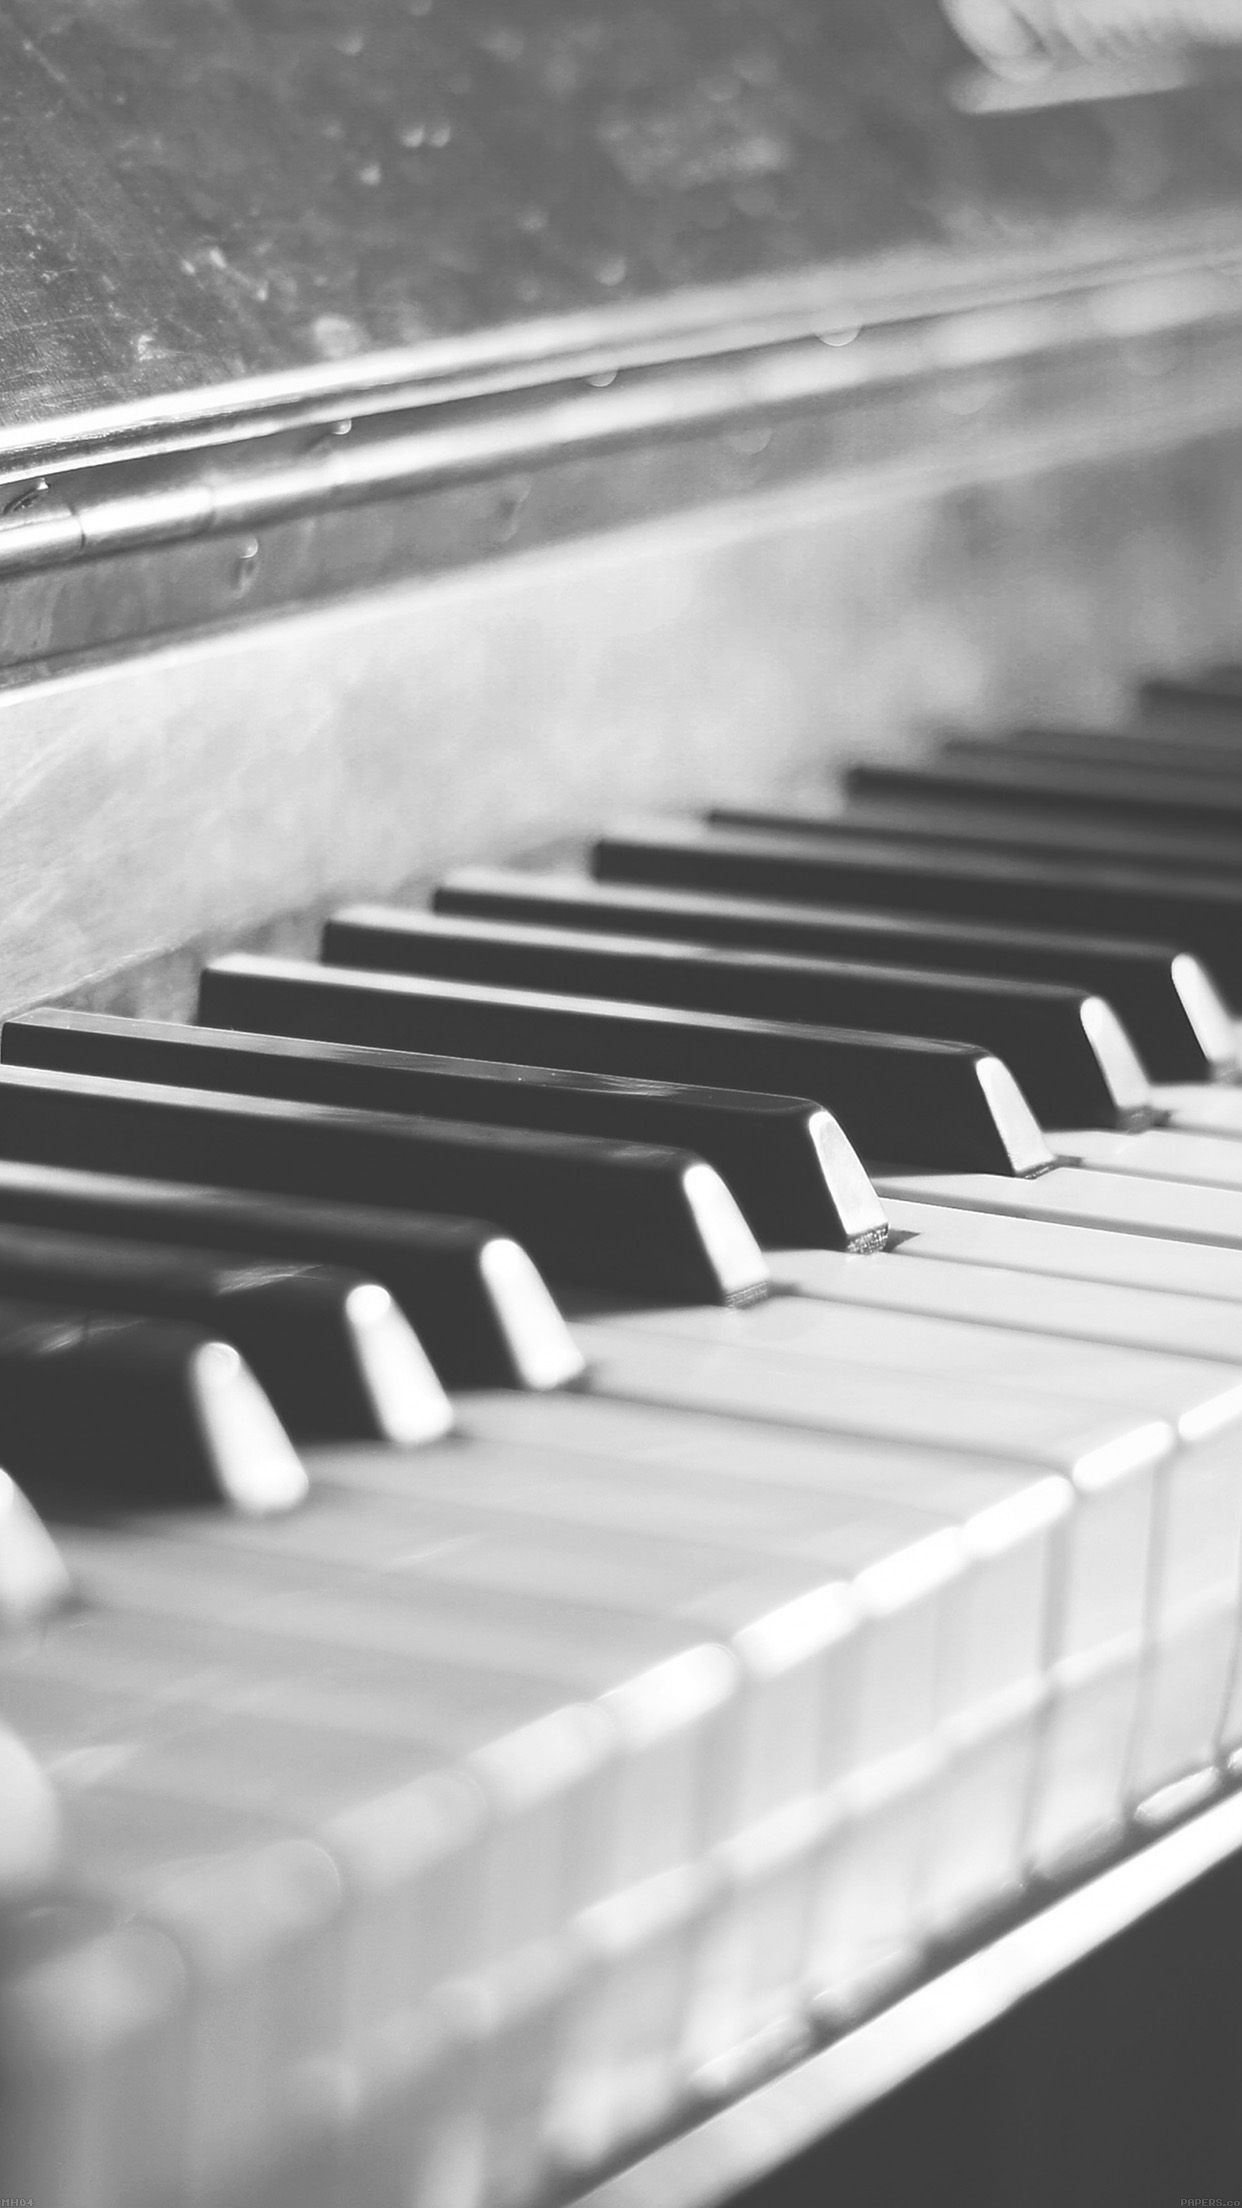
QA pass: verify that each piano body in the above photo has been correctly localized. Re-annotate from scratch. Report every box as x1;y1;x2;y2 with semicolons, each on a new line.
0;0;1241;1010
3;3;1242;2205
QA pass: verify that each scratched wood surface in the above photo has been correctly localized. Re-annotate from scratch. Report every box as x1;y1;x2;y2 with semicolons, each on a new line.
0;0;1239;1016
3;0;1242;443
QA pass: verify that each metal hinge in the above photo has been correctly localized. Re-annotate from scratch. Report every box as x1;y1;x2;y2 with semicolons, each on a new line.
2;244;1242;582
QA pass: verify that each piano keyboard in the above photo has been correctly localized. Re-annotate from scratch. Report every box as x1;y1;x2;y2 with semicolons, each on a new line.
8;675;1242;2207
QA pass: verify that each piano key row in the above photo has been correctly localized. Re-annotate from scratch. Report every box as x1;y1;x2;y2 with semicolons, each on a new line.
7;664;1242;2205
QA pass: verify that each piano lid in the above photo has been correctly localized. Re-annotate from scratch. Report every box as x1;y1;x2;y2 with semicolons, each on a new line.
3;0;1242;461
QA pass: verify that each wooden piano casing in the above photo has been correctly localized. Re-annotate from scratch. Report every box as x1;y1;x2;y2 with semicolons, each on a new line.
2;0;1242;1019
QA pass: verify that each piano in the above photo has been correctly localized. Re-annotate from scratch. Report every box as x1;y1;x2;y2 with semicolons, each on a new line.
4;3;1242;2204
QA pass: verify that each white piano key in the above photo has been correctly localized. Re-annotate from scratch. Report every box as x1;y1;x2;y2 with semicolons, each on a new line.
841;1208;1242;1790
452;1385;1083;1556
242;1672;634;1979
10;1333;1132;2177
428;1395;1051;1792
0;1655;480;2058
1123;1413;1242;1809
450;1390;1069;1902
49;1776;345;2208
453;1391;1130;1929
0;1900;190;2208
550;1863;724;2166
0;1591;638;2202
771;1243;1242;1367
47;1520;744;2160
878;1163;1242;1259
1153;1083;1242;1139
61;1508;843;1868
574;1313;1169;1497
882;1191;1242;1304
2;1584;620;1972
342;2010;479;2208
1212;1632;1242;1784
0;1669;488;2208
1056;1124;1242;1190
311;1424;967;1562
75;1505;869;2102
148;1719;576;2208
764;1254;1242;1819
317;1425;1056;1780
121;1441;1035;1932
63;1420;1078;1903
450;1386;1107;1763
315;1466;960;2069
364;1476;933;1814
580;1308;1242;1818
573;1323;1165;1872
25;1665;560;2208
319;1410;1066;2067
1110;1344;1242;1804
66;1529;738;1881
577;1294;1241;1427
47;1458;971;2135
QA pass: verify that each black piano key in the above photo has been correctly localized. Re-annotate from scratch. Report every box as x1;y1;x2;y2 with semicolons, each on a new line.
197;950;1052;1177
720;792;1242;876
0;1162;581;1392
592;819;1242;1002
1139;670;1242;724
323;903;1152;1134
941;725;1242;781
435;866;1231;1083
0;1065;766;1310
843;753;1242;842
0;1221;451;1446
2;1009;886;1255
0;1304;308;1516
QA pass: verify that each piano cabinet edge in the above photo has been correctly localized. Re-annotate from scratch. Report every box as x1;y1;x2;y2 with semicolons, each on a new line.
4;416;1242;1023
